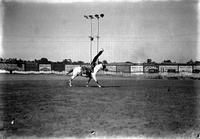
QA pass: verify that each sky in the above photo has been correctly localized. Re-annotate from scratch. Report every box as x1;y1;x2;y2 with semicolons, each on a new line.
1;0;199;63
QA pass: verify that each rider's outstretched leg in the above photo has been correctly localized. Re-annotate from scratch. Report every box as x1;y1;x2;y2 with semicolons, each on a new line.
90;48;104;72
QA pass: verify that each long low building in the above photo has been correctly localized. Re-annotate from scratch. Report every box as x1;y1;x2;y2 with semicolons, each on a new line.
178;65;193;73
65;64;80;72
39;64;51;71
0;63;22;71
25;63;38;71
159;64;179;73
116;65;130;73
1;62;200;74
193;65;200;73
143;64;159;73
51;63;65;72
106;65;117;72
131;65;143;73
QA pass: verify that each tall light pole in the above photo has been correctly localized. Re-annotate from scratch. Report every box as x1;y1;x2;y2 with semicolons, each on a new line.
84;15;94;63
94;14;104;54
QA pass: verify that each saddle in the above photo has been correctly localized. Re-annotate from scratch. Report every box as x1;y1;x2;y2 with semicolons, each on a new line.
81;66;92;77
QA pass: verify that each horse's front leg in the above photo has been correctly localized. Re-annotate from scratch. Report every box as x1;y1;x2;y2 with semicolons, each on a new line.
96;80;102;88
86;77;92;87
92;74;102;88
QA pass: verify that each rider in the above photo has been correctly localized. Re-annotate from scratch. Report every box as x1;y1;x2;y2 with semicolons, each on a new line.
81;48;104;77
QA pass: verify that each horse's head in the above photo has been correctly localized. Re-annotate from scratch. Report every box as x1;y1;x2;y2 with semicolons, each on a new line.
98;63;108;71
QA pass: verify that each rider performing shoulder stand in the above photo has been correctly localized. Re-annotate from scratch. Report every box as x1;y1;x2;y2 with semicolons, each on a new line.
81;48;104;77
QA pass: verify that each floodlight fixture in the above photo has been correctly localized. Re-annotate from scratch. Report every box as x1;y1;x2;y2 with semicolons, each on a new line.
100;14;104;18
89;15;94;19
84;15;88;19
95;14;100;19
84;13;104;62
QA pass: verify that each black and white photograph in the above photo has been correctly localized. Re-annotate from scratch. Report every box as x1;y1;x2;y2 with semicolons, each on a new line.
0;0;200;138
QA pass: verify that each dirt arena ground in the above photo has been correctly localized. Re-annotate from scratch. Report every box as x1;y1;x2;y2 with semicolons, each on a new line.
0;74;200;139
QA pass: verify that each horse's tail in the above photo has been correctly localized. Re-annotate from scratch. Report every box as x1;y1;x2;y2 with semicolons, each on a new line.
66;69;73;75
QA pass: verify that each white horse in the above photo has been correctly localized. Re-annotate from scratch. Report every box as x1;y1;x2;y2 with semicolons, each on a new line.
66;63;107;87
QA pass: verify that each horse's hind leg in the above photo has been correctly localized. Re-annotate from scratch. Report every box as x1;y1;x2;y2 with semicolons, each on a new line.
69;78;72;87
69;75;76;87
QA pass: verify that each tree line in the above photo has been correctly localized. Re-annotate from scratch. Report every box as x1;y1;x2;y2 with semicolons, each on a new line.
0;58;109;65
0;57;200;65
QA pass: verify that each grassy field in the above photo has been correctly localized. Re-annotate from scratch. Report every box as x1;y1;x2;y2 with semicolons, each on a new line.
0;74;200;139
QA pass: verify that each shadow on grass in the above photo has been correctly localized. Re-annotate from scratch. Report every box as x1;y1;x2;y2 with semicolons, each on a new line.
67;85;121;88
90;85;121;88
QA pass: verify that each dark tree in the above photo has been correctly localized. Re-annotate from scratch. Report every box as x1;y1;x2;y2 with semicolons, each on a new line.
125;61;132;64
147;59;152;63
102;60;108;64
76;61;84;64
195;61;200;64
16;59;24;67
62;59;72;64
39;58;49;64
162;60;172;63
187;59;194;64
